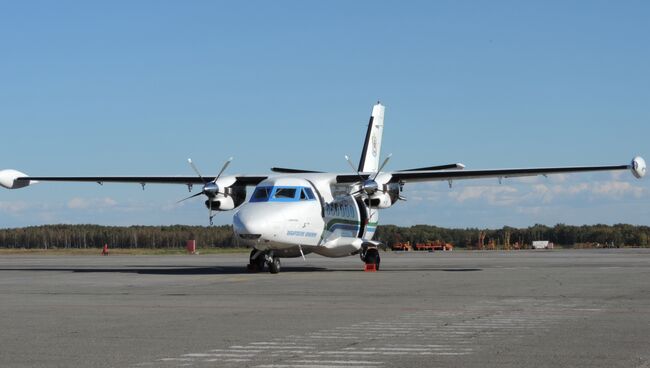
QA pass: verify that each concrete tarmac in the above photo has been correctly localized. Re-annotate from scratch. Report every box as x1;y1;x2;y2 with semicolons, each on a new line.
0;249;649;368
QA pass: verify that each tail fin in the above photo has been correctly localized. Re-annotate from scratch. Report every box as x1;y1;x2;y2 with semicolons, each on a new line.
358;102;385;173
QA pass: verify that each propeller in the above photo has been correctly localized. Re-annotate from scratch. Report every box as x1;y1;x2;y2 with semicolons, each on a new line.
344;154;393;220
345;154;392;197
179;157;233;225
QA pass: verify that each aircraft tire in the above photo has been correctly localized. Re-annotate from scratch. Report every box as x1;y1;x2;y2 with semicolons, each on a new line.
269;257;281;274
255;256;266;271
247;249;266;272
364;248;380;270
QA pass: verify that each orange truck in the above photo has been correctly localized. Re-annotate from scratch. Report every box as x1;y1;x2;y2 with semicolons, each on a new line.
391;241;412;251
414;240;453;251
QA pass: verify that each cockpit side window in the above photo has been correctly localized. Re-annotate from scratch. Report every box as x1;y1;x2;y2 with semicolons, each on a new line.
250;186;271;202
300;189;308;200
304;187;315;200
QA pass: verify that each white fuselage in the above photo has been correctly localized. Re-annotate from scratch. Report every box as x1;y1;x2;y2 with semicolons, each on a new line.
232;175;379;258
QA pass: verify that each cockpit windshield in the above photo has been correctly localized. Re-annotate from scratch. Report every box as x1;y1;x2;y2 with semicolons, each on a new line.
250;186;317;203
273;188;296;199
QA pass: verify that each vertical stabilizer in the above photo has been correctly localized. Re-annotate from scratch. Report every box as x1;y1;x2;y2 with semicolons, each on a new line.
358;102;385;173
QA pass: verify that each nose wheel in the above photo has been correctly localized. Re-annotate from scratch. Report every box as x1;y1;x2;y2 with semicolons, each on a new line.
268;256;281;274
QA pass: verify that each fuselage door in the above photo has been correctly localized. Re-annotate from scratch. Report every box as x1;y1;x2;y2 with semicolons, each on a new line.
354;195;368;238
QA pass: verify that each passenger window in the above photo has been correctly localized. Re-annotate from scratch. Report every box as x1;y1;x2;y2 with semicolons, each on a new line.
274;188;297;199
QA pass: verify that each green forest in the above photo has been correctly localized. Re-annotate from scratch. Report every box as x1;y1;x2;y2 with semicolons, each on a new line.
0;223;648;249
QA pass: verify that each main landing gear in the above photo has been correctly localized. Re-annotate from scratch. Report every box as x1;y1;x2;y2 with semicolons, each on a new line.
360;247;381;270
247;249;282;274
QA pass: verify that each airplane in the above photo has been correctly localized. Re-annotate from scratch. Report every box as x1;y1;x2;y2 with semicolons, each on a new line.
1;102;646;273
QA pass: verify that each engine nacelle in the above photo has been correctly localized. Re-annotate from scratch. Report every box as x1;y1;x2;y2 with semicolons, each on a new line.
205;185;246;211
365;183;400;209
0;169;34;189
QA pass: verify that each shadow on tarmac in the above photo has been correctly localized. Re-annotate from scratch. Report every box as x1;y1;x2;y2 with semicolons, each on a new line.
0;266;482;275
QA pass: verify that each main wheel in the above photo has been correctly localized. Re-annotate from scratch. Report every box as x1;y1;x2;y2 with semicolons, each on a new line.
364;248;380;270
247;249;266;272
269;257;281;274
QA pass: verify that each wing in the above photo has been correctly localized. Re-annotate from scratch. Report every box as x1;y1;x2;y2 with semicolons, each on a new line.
390;163;631;183
14;175;267;186
336;157;646;184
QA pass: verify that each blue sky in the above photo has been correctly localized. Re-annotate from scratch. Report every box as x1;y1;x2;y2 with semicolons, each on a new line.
1;1;648;228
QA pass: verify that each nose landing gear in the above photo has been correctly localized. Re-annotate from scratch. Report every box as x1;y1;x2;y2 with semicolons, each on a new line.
247;249;282;274
268;256;281;274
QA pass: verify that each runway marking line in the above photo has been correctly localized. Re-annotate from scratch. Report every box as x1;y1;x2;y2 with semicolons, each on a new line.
137;300;601;367
289;360;383;364
254;365;382;368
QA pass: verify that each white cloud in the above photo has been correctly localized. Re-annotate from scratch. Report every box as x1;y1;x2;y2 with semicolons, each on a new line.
592;181;644;199
67;197;117;210
552;183;590;196
523;181;645;203
515;206;544;215
0;201;30;214
549;174;568;183
448;185;518;206
610;171;625;180
513;176;540;184
408;176;647;216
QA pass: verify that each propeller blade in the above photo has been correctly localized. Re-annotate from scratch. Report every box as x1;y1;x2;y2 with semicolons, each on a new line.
373;153;392;180
213;157;233;183
177;192;203;203
187;158;207;184
345;155;365;182
208;200;213;225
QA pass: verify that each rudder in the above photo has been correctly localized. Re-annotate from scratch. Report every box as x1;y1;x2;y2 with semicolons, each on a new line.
358;102;385;173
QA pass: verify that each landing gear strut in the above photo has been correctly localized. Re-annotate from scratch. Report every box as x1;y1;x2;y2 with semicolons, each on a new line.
360;247;380;270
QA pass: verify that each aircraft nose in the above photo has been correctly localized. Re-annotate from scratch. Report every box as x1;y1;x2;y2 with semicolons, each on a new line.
233;206;267;240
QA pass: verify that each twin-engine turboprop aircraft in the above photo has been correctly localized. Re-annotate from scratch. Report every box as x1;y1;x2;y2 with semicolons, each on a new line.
1;102;646;273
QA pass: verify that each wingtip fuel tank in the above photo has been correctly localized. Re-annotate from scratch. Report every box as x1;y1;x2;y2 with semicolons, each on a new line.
0;169;35;189
631;156;646;179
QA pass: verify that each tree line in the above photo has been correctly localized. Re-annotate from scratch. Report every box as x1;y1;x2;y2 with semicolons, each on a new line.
375;223;650;248
0;223;648;249
0;224;236;249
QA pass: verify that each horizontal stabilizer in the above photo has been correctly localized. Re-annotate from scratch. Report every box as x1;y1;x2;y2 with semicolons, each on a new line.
270;167;324;174
398;163;465;172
